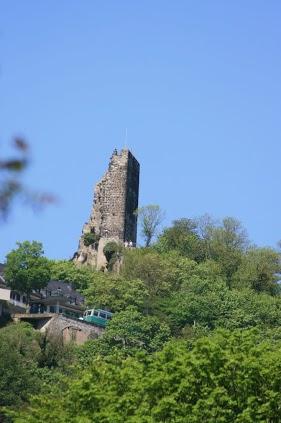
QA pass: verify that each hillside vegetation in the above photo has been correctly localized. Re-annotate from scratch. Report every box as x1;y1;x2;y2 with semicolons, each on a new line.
2;216;281;422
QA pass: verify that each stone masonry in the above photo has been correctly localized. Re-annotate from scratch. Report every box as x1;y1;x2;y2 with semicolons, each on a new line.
42;314;103;345
74;149;140;268
12;313;104;345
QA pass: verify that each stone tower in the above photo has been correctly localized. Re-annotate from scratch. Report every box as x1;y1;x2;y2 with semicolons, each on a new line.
74;149;140;268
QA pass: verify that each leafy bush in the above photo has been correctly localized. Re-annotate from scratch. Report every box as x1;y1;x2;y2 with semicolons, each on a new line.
83;232;99;247
103;241;122;270
103;241;120;260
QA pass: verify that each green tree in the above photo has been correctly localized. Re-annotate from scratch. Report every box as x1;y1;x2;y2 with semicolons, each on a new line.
50;260;94;290
208;216;249;250
206;217;249;287
233;247;281;294
156;218;206;261
122;249;186;315
122;248;168;298
164;283;281;334
83;272;149;312
135;204;164;247
4;241;50;301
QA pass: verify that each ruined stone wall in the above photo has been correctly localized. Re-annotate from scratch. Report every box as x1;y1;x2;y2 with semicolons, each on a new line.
41;314;104;344
124;151;140;243
75;149;140;267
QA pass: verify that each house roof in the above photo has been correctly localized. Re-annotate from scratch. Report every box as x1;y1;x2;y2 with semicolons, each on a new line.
0;264;5;285
43;280;84;304
0;271;85;306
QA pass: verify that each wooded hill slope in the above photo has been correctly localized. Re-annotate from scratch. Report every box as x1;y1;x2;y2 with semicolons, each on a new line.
2;216;281;422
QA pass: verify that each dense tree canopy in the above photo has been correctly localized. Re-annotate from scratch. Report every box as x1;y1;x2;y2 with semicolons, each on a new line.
2;214;281;422
12;329;281;423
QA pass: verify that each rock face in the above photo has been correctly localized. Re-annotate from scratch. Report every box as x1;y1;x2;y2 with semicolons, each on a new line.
74;149;140;268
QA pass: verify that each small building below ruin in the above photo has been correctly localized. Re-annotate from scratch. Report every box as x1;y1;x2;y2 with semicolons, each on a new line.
30;280;85;318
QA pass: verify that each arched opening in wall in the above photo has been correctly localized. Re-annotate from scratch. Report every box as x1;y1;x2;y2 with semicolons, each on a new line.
62;326;81;344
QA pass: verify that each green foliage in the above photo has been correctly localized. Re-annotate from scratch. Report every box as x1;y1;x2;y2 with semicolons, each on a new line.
103;241;120;259
50;260;94;290
4;214;281;422
78;307;171;366
38;333;76;370
122;249;183;299
83;232;99;247
83;272;149;312
0;323;41;407
102;307;171;353
208;216;249;251
0;322;76;420
14;329;281;423
206;217;249;286
156;218;206;261
233;247;281;294
4;241;50;295
156;215;250;286
103;241;122;270
164;285;281;333
135;204;164;246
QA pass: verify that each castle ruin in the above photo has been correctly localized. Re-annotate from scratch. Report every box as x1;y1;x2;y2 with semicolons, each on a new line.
74;149;140;269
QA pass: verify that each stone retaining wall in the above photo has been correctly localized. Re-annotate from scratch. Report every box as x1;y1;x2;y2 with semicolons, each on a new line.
41;314;104;345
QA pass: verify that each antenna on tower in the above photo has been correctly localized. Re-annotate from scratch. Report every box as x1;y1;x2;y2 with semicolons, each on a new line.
124;127;128;149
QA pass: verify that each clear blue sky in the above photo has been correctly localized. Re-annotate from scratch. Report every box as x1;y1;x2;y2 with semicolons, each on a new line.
1;1;281;260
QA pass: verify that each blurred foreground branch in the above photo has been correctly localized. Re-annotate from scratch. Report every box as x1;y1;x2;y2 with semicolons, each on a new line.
0;138;55;220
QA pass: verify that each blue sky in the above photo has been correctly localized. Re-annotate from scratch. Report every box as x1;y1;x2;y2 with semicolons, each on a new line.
1;1;281;260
